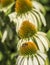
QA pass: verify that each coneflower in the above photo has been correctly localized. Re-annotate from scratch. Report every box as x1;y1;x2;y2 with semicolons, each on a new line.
18;23;49;53
9;14;49;53
16;41;47;65
10;0;46;29
9;0;46;30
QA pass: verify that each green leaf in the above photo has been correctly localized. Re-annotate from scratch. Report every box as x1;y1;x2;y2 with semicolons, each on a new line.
0;52;3;61
0;31;2;39
47;30;50;41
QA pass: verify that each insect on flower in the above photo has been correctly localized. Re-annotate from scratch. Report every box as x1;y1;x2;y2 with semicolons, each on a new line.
16;41;47;65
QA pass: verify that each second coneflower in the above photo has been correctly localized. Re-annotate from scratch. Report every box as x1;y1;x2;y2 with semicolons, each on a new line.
18;20;37;38
16;20;49;53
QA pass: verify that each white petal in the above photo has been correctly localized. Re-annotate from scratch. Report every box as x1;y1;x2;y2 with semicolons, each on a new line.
24;12;36;27
33;56;38;65
32;1;45;13
24;57;27;65
37;10;46;26
29;12;35;23
34;36;45;52
27;13;34;22
37;32;46;36
21;57;24;65
29;57;33;65
16;56;21;64
37;51;47;60
17;56;24;65
30;12;38;28
32;10;42;30
36;55;45;65
1;30;7;43
33;11;41;25
16;16;23;32
9;12;17;23
33;9;46;26
36;34;49;51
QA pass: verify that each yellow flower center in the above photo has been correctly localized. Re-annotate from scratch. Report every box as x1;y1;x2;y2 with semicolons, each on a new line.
19;42;38;55
0;0;14;7
15;0;32;15
18;20;37;38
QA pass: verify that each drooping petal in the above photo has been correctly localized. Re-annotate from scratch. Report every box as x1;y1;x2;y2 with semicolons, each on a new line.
36;34;49;51
17;56;24;65
37;51;47;60
29;57;33;65
32;1;46;14
32;9;46;26
33;36;45;52
36;54;45;65
24;57;27;65
33;56;39;65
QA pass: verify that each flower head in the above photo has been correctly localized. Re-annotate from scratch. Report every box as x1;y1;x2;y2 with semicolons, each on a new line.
18;20;37;38
8;0;47;31
19;41;38;55
9;7;46;30
15;0;32;15
17;31;49;53
16;40;47;65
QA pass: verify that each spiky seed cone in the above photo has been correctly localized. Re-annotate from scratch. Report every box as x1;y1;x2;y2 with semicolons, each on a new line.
15;0;32;15
19;42;38;55
18;20;37;38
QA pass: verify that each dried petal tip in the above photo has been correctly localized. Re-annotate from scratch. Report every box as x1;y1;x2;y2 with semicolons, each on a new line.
18;20;37;38
15;0;32;15
19;42;38;55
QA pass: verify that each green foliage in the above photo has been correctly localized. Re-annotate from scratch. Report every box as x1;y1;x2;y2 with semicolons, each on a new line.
0;11;18;65
47;30;50;41
0;0;50;65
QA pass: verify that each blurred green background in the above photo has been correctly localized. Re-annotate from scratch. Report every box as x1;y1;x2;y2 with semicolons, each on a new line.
0;0;50;65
